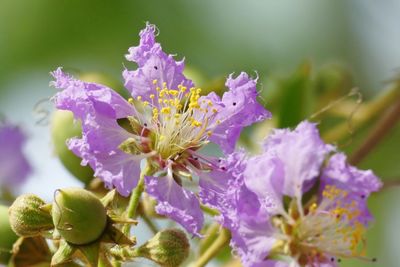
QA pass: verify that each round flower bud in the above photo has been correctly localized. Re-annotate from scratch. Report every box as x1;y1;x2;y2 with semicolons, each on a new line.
135;229;189;267
52;188;107;245
8;194;53;237
0;205;18;264
51;110;94;185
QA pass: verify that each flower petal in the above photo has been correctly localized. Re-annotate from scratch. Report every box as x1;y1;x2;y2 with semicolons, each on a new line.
52;68;134;120
199;151;247;211
145;175;204;236
206;152;279;267
243;153;285;215
0;123;31;187
321;153;382;224
210;72;271;153
68;136;141;196
322;153;382;195
263;121;333;198
52;68;141;195
231;217;277;267
123;23;193;100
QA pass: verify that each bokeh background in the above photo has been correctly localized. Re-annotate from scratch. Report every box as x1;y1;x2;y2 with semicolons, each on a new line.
1;1;400;266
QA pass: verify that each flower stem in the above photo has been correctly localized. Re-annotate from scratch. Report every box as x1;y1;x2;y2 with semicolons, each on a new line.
123;162;150;235
199;223;221;254
192;228;231;267
200;204;220;217
141;212;159;234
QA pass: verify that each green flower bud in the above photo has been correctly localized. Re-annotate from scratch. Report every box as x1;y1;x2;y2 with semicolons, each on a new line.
52;188;107;245
135;229;189;267
0;205;18;264
51;110;94;185
8;194;53;237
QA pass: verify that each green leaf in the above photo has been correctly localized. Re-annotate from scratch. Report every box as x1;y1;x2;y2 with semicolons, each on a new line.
9;236;51;267
102;225;135;246
79;242;99;267
51;240;76;266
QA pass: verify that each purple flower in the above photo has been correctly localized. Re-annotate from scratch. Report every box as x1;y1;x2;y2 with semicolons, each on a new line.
0;121;32;189
51;23;270;235
216;121;382;267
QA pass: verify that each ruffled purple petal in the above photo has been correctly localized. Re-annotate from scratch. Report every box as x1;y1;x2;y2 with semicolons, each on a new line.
320;153;382;224
243;153;285;215
250;260;296;267
0;123;31;187
263;121;333;198
52;68;134;121
123;23;193;100
51;68;142;195
198;168;230;210
145;175;204;236
206;152;280;267
244;258;337;267
228;184;279;267
322;153;382;195
68;135;141;196
199;151;247;210
210;72;271;153
231;217;278;267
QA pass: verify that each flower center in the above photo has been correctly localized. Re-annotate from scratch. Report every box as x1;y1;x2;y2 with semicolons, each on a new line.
135;80;219;158
271;185;368;266
118;80;220;179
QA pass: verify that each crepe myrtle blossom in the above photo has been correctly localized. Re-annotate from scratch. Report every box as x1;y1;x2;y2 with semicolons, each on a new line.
51;23;270;235
0;121;32;188
214;121;381;267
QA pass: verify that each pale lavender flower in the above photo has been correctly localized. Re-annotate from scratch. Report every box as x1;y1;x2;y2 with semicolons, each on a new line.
0;121;31;189
216;121;381;267
51;23;270;235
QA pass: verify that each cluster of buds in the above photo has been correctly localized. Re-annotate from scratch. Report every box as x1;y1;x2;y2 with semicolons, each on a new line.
6;188;189;267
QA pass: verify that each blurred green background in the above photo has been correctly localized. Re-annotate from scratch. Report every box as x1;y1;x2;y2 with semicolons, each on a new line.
1;0;399;266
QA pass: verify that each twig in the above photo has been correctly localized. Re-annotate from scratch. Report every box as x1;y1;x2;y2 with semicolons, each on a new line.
382;179;400;191
199;223;221;254
349;96;400;165
323;84;400;143
192;228;231;267
140;213;159;235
